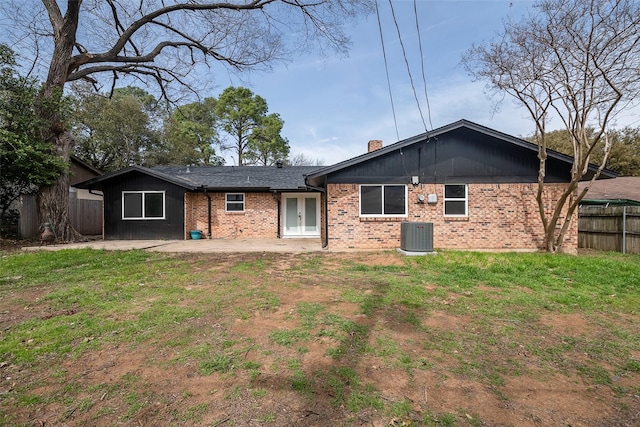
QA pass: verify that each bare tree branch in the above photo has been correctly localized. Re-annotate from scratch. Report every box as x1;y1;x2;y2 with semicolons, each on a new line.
0;0;373;240
463;0;640;252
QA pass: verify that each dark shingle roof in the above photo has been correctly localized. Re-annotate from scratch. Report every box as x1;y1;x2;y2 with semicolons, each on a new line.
75;164;322;191
306;119;617;186
579;177;640;203
74;165;199;190
152;165;321;191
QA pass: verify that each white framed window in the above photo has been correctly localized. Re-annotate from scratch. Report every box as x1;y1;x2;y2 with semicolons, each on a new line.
443;184;468;216
226;193;245;212
122;191;165;220
359;184;407;217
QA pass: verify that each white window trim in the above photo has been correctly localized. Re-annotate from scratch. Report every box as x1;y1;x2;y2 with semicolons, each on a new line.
443;184;468;217
225;193;245;212
359;184;408;218
122;191;165;220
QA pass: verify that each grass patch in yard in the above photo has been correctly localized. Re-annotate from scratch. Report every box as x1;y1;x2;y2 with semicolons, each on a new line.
292;254;324;270
231;259;268;274
269;329;310;346
291;370;313;397
313;365;383;412
250;290;280;311
199;354;234;375
181;403;208;422
297;302;325;328
1;249;639;426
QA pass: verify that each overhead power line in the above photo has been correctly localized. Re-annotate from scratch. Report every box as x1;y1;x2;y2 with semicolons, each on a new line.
413;0;433;131
376;0;434;138
375;0;400;141
388;0;427;132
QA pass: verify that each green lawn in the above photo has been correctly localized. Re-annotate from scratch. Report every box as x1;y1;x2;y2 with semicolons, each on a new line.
0;248;638;426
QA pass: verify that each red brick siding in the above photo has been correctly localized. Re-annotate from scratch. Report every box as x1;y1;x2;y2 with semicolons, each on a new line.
326;183;577;251
185;192;279;239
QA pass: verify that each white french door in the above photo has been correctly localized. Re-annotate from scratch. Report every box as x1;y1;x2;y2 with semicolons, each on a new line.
283;194;320;237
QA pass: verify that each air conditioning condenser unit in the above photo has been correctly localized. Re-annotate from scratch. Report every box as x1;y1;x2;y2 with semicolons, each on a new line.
400;222;434;252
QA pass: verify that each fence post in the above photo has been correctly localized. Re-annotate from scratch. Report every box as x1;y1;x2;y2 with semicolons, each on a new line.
622;206;627;255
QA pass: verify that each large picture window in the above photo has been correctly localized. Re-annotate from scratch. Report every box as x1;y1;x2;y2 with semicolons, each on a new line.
360;185;407;217
122;191;165;219
444;184;467;216
226;193;245;212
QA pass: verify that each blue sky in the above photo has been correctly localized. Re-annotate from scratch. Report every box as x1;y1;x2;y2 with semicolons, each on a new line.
220;0;539;165
4;1;636;166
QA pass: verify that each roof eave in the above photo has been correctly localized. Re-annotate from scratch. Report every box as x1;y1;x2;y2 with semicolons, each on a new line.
71;155;103;175
74;165;198;190
202;186;272;192
305;119;618;181
580;198;640;206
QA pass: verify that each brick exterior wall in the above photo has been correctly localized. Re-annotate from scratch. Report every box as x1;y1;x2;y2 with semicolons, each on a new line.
185;192;279;239
326;182;578;252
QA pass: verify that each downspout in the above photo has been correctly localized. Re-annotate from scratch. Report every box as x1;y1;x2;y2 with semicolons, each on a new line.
204;187;212;239
305;180;328;249
273;191;281;238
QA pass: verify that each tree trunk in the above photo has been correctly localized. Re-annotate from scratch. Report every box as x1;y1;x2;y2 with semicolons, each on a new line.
36;131;81;241
36;0;82;241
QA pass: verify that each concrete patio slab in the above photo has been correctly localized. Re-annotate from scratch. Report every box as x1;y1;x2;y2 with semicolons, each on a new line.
23;238;323;253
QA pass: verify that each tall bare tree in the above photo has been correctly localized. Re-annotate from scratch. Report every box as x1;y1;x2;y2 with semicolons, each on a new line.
463;0;640;252
286;153;325;166
0;0;372;240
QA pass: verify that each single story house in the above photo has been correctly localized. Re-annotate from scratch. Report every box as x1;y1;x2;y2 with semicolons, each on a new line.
76;163;322;240
76;119;616;250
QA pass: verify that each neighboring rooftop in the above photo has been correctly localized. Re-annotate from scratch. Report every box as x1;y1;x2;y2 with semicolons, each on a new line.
579;176;640;205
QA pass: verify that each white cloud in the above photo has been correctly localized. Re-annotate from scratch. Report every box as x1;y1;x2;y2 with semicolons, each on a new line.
285;77;540;165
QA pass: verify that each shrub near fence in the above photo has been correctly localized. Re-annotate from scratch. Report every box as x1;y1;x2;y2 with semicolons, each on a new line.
578;205;640;254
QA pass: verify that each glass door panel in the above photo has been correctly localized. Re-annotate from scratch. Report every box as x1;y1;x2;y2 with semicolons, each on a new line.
285;197;299;233
283;194;319;237
304;197;317;233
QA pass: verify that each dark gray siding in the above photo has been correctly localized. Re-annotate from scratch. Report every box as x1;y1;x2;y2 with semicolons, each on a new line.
325;127;571;185
103;172;186;240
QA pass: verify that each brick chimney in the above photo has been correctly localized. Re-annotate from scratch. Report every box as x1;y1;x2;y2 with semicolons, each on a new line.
368;140;383;153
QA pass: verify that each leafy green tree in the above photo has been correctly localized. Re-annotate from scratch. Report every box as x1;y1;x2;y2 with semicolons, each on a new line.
71;85;163;172
0;44;64;236
607;128;640;176
216;87;268;166
539;128;640;177
160;98;224;166
0;0;371;239
247;113;290;166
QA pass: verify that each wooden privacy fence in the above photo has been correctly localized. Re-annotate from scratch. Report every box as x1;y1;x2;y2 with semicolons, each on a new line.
578;206;640;254
70;197;103;235
19;195;103;238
